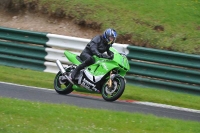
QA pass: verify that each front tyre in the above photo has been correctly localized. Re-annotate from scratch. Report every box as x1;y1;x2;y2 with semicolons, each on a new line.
101;77;125;102
54;71;73;95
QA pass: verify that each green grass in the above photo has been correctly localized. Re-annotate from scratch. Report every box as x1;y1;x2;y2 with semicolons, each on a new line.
1;65;200;110
21;0;200;54
1;66;54;89
0;97;200;133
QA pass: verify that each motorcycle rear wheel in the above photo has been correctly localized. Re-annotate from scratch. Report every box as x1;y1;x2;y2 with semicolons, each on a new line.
101;77;125;102
54;71;73;95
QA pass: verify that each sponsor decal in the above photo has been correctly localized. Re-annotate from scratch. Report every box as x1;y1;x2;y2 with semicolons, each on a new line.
102;63;108;71
81;78;98;92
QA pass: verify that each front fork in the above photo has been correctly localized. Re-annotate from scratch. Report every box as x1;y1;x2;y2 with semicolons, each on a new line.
107;71;125;87
108;71;113;87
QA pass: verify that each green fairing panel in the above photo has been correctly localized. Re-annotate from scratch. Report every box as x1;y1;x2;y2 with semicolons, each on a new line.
110;47;130;71
87;60;118;76
88;59;127;77
64;51;81;65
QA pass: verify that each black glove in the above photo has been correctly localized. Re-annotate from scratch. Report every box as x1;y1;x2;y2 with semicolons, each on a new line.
107;54;114;59
101;54;108;58
102;54;113;59
97;53;103;58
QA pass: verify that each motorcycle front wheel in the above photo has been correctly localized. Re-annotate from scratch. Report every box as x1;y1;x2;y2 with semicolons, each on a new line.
101;76;125;102
54;71;73;95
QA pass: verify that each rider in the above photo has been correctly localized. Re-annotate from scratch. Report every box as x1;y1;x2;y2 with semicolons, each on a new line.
70;28;117;81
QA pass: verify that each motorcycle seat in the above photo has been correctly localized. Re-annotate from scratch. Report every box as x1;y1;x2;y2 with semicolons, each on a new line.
76;56;83;63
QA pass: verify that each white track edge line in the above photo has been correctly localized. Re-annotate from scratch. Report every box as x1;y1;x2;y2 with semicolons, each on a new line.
0;81;54;91
134;101;200;114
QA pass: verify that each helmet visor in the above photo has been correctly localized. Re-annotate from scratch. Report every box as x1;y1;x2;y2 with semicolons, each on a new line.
107;36;115;44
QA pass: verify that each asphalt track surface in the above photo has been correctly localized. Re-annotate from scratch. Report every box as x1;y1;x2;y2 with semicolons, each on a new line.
0;82;200;122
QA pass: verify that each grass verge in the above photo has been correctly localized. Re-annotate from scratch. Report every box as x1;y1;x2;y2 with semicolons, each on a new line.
1;65;200;110
0;97;200;133
19;0;200;54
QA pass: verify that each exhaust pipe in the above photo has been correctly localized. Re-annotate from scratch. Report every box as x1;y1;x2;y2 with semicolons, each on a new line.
56;60;66;74
56;60;74;84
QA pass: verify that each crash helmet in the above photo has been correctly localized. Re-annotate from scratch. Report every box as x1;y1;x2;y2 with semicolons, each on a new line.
103;28;117;44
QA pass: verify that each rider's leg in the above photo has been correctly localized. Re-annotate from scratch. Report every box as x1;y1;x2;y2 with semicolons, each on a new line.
71;54;94;81
71;63;86;80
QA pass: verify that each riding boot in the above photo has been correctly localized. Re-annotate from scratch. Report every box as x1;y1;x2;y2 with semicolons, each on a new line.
71;63;87;81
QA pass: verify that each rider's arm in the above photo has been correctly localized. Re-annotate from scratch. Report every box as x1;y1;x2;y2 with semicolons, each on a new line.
89;36;102;58
106;45;113;56
106;45;114;60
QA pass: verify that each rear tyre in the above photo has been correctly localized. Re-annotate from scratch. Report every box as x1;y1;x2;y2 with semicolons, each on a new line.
54;71;73;95
101;77;125;102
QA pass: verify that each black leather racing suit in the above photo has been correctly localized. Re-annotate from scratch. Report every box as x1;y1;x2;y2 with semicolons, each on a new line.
71;35;113;80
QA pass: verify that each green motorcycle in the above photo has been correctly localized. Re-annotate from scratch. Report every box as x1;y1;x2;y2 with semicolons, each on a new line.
54;47;130;101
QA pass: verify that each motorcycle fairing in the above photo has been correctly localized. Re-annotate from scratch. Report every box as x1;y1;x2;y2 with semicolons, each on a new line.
87;57;128;77
83;69;104;83
110;47;130;71
86;59;118;76
78;70;102;91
